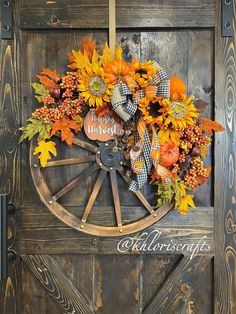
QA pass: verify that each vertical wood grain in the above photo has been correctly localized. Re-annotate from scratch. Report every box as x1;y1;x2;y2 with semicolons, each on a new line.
94;255;142;314
0;2;20;313
141;255;180;310
214;0;236;313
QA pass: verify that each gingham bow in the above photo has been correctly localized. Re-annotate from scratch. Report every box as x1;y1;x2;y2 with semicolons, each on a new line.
111;83;138;119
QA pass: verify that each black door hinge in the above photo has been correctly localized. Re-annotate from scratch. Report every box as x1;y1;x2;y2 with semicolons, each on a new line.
222;0;233;37
1;0;13;40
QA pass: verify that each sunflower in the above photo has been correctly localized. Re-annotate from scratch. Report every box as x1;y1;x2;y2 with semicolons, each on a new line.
138;96;164;125
130;59;158;88
160;94;199;130
78;63;113;107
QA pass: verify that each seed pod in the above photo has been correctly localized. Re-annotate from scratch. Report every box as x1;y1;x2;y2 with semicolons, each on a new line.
50;88;61;99
190;146;201;157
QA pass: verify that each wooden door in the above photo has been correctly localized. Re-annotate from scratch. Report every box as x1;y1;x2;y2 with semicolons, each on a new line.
0;1;235;313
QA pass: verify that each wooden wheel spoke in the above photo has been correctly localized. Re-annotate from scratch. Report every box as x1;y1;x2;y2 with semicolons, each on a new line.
81;169;107;222
45;155;96;167
54;133;98;153
72;137;98;153
118;169;154;214
52;163;99;201
110;170;122;226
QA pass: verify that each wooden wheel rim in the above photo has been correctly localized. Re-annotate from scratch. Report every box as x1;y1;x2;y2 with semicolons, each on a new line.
29;137;173;237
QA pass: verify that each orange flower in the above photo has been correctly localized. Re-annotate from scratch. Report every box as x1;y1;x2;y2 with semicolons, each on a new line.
170;76;186;98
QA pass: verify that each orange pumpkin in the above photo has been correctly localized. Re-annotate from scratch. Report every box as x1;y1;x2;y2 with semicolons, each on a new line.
170;76;186;98
104;60;130;84
160;141;179;167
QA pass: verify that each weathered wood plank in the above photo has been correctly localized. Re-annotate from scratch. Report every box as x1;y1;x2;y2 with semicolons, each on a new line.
143;256;213;314
187;30;214;206
94;255;141;313
214;0;236;313
21;255;95;314
141;255;180;310
0;8;20;313
19;0;215;29
18;207;214;256
20;259;46;314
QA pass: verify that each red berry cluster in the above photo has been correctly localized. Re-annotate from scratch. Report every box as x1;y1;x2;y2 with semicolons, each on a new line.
184;157;209;189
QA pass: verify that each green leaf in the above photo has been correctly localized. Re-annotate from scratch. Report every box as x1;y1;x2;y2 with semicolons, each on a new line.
32;83;50;96
32;83;49;102
19;118;52;143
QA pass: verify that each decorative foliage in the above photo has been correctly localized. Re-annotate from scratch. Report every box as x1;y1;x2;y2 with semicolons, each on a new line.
33;140;57;167
51;116;81;146
19;37;225;213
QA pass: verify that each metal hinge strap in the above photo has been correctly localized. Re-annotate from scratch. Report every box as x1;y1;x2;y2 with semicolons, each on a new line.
1;0;13;40
222;0;233;37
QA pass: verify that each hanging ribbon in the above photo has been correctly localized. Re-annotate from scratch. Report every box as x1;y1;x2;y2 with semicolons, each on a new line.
109;0;116;56
129;119;172;192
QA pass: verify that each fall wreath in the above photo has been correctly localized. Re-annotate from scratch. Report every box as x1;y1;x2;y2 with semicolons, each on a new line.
19;38;224;214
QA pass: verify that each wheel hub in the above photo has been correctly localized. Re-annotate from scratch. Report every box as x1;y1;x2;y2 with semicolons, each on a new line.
96;142;124;170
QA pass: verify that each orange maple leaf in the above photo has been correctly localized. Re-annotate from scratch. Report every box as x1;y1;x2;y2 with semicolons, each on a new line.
67;51;77;69
83;37;96;61
51;116;81;146
36;68;60;89
199;117;225;136
41;68;60;81
196;166;211;185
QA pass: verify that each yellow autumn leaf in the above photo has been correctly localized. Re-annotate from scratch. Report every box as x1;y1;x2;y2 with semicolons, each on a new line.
74;114;83;129
72;50;90;70
158;128;182;145
178;194;195;215
101;43;112;66
200;147;208;158
33;140;57;167
114;45;122;61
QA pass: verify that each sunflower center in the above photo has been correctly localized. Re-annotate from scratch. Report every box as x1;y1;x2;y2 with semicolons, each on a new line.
149;101;162;117
136;69;147;76
89;76;106;96
170;101;186;118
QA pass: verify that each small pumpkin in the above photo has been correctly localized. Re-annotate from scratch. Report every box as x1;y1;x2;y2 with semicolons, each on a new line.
160;141;180;167
104;60;130;84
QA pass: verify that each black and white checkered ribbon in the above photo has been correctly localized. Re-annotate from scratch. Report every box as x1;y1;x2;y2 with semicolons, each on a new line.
129;124;153;192
111;83;138;118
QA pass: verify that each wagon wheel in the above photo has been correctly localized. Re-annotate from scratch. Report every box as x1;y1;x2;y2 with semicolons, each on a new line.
30;133;173;236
